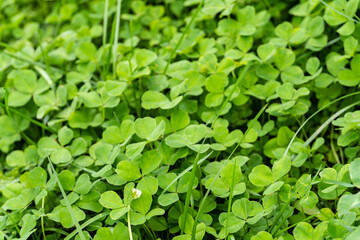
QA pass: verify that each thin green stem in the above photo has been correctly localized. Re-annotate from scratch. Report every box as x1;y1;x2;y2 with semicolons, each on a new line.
103;0;109;48
41;197;46;240
275;215;315;236
191;104;268;240
225;157;237;239
185;64;252;236
128;206;133;240
319;0;360;24
163;0;204;74
64;211;110;240
113;0;122;79
270;167;322;235
0;102;56;134
48;160;86;240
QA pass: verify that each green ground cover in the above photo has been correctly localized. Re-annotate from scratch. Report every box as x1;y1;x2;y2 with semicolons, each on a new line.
1;0;360;239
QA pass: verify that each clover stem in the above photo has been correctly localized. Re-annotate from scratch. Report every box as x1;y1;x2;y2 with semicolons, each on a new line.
128;205;133;240
41;197;46;240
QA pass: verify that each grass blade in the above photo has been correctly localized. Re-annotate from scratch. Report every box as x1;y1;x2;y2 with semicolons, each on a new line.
0;102;56;134
268;94;360;235
283;91;360;158
303;101;360;147
190;104;268;240
181;64;252;235
103;0;109;48
48;159;86;240
163;0;204;74
319;0;360;24
64;212;109;240
270;166;322;236
160;151;213;196
112;0;122;79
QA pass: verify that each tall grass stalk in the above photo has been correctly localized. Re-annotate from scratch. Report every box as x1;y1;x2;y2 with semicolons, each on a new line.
112;0;122;79
181;64;252;235
163;0;204;74
48;159;86;240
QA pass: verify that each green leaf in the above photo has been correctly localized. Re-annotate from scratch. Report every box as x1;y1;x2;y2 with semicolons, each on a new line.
135;49;157;68
58;126;73;146
215;19;240;37
179;213;194;235
350;158;360;188
293;222;314;240
8;91;32;107
251;231;273;240
116;160;142;181
205;72;228;93
171;109;190;131
257;43;276;61
125;141;147;159
281;66;304;85
272;156;291;181
28;167;47;188
58;170;75;191
6;150;26;167
338;69;360;87
277;83;294;100
99;191;123;209
75;42;97;61
249;165;273;186
59;205;86;228
274;48;295;71
132;190;152;214
50;148;72;165
141;91;170;109
78;92;102;108
139;150;162;175
20;214;37;237
338;192;360;216
74;174;92;195
135;117;165;141
11;69;37;94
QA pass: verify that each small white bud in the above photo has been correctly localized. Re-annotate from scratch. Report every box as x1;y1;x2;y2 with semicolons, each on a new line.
131;188;142;199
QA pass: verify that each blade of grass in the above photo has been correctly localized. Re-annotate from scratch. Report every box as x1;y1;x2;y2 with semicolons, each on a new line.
112;0;122;79
34;66;55;91
182;63;252;235
104;16;117;78
270;166;322;236
160;151;213;195
319;0;360;24
190;104;268;240
268;94;360;234
303;101;360;147
275;215;316;237
64;211;110;240
0;207;21;235
283;92;360;159
3;89;36;146
163;0;204;74
103;0;109;49
102;0;109;76
44;228;70;236
47;159;86;240
0;41;64;74
37;33;56;91
0;102;56;134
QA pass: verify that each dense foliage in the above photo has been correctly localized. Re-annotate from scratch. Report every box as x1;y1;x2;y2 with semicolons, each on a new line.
1;0;360;239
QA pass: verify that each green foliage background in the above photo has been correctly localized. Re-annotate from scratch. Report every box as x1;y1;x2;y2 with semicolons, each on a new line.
1;0;360;239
